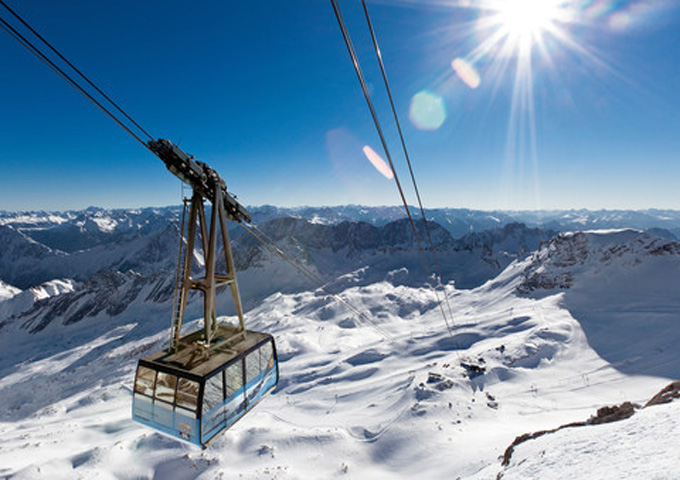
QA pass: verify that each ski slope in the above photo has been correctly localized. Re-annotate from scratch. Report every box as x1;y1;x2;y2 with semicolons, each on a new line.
0;229;678;479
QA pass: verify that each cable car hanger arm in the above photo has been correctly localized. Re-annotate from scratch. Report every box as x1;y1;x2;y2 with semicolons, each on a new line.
147;138;251;224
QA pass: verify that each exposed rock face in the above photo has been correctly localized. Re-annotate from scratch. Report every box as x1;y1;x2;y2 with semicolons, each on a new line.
14;270;173;334
235;217;455;256
456;222;557;254
233;217;555;287
517;230;680;293
588;401;637;425
645;381;680;407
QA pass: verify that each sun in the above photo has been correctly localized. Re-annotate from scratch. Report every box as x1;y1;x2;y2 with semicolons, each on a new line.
451;0;577;208
464;0;572;67
494;0;563;44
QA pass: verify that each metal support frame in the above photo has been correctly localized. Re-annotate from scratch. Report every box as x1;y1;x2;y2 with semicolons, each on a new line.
170;187;246;352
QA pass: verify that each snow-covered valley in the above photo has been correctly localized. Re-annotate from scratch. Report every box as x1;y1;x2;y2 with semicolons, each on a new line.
0;207;678;479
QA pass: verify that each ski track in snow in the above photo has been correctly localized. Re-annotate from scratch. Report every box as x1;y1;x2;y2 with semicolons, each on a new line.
0;227;678;479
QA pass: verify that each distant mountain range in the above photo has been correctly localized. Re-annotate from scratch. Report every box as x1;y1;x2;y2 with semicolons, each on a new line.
2;206;678;253
0;205;678;336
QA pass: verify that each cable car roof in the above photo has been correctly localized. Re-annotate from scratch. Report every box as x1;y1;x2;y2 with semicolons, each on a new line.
139;326;273;380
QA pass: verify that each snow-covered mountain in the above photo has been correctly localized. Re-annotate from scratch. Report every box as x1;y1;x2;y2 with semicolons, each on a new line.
242;206;680;238
518;229;680;292
0;216;182;289
0;207;182;253
0;208;678;479
514;229;680;379
0;210;558;335
233;217;558;293
2;206;678;249
0;279;20;301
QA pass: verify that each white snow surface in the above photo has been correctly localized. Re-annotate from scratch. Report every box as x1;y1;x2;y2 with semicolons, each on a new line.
0;229;678;479
490;400;680;480
0;280;21;302
30;279;76;301
0;278;76;323
0;214;71;226
91;216;118;233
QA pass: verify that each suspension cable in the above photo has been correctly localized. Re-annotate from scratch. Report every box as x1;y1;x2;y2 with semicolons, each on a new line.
329;0;429;265
330;0;454;337
0;2;154;150
3;0;453;343
360;0;456;326
0;0;154;142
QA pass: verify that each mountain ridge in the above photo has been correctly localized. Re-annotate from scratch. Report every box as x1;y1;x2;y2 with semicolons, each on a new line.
2;206;678;252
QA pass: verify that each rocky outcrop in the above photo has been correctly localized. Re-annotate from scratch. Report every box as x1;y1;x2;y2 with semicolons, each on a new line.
645;381;680;407
517;230;680;294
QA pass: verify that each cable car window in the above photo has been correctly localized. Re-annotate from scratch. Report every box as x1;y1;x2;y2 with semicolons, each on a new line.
134;366;156;396
246;350;261;384
260;342;274;370
176;377;199;410
177;407;197;420
155;372;177;404
226;362;242;397
203;373;224;412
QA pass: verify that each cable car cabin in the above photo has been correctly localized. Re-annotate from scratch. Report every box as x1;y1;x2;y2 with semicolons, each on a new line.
132;325;278;447
129;141;277;447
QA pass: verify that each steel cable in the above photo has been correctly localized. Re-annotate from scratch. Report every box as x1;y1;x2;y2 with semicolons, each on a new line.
330;0;455;338
241;222;399;345
0;2;154;150
329;0;429;267
360;0;456;327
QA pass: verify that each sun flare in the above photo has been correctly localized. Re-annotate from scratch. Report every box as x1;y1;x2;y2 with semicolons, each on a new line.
495;0;563;42
457;0;578;209
433;0;666;208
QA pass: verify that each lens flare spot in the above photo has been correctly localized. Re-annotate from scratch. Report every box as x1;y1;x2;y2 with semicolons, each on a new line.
608;11;632;30
452;58;481;89
584;0;615;20
362;145;394;179
409;91;447;130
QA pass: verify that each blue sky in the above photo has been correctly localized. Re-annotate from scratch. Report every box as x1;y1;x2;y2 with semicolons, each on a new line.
1;0;679;212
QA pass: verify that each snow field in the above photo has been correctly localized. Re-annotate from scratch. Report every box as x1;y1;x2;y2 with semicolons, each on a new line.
0;280;659;478
0;228;678;479
494;400;680;480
